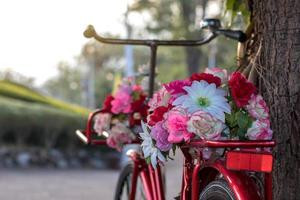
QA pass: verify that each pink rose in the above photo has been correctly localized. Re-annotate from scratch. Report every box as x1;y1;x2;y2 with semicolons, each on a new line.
187;111;223;140
107;135;117;150
150;121;172;151
246;94;269;120
246;119;273;140
204;67;228;84
111;91;132;114
164;108;194;143
106;123;136;151
148;87;170;111
93;113;112;135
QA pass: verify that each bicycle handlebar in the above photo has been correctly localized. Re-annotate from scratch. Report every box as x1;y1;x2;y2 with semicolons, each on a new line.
215;29;247;42
84;25;218;47
84;25;247;47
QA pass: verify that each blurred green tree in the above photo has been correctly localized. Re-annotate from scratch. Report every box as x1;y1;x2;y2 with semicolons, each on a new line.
129;0;209;75
0;68;35;88
42;62;82;105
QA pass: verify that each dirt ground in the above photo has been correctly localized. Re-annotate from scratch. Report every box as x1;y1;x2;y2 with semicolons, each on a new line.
0;154;183;200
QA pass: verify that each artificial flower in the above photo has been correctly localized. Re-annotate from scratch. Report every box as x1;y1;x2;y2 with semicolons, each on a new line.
147;105;172;126
190;73;221;87
204;67;228;84
106;123;136;151
246;94;269;120
148;87;170;111
164;79;191;96
139;122;166;168
228;72;256;108
111;91;132;114
173;80;231;122
131;94;146;112
164;108;194;143
150;121;172;151
94;113;112;135
187;111;223;140
102;95;114;112
246;119;273;140
132;84;143;92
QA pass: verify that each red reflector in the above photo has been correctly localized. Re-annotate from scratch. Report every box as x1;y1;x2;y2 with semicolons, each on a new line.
226;151;273;173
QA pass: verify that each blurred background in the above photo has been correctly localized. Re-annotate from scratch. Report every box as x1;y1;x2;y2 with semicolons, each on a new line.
0;0;246;199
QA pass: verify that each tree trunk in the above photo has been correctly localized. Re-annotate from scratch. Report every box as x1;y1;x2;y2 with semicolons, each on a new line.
250;1;300;199
185;47;201;75
179;0;204;75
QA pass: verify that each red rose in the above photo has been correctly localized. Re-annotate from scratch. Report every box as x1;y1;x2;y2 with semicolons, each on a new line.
131;94;146;112
190;73;221;87
148;105;172;126
129;94;149;126
228;72;256;108
129;104;149;127
102;95;114;112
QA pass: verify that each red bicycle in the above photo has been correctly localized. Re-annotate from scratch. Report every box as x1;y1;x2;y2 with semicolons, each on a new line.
76;19;275;200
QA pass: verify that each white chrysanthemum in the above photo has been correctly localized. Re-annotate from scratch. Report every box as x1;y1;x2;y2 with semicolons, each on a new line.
139;122;166;168
172;80;231;122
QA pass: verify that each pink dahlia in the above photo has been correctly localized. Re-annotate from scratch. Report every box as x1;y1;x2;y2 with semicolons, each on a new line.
148;87;170;111
111;91;132;114
187;111;223;140
246;119;273;140
164;108;194;143
246;94;269;120
164;79;191;96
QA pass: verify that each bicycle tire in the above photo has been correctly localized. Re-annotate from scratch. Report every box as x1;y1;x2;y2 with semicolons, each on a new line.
114;162;146;200
199;179;236;200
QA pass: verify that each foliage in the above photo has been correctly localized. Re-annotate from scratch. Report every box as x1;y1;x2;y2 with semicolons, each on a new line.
0;80;89;115
224;0;250;26
0;68;35;87
129;0;208;74
43;62;83;105
0;96;86;149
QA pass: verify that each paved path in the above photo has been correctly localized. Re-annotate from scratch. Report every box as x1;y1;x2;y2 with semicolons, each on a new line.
0;155;183;200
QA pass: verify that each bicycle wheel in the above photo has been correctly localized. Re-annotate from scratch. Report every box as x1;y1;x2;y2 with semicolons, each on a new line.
114;162;146;200
199;179;236;200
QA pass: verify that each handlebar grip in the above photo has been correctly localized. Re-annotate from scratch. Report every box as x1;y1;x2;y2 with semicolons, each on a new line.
76;130;88;144
216;29;247;42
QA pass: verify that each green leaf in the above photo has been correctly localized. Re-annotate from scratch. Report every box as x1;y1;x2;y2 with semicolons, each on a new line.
237;128;247;140
225;113;237;128
145;156;151;164
225;0;235;11
236;111;252;129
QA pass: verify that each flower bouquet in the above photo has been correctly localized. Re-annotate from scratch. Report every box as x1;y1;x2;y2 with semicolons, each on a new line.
94;78;148;151
139;67;272;167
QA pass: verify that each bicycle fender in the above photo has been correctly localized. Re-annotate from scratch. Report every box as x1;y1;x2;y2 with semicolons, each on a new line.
192;160;261;200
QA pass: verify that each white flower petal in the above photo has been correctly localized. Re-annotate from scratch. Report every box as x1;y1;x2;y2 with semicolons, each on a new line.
151;150;158;168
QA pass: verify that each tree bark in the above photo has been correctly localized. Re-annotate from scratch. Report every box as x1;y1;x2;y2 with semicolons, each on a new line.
250;0;300;199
